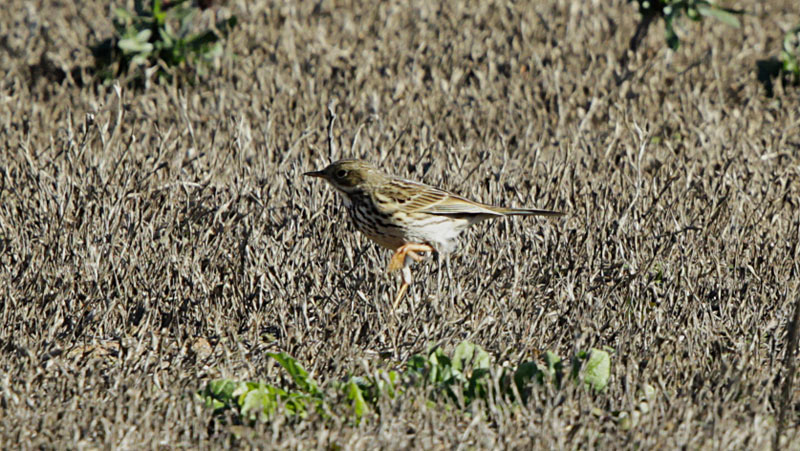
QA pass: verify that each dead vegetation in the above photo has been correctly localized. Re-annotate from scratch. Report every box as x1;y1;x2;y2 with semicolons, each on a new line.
1;0;799;448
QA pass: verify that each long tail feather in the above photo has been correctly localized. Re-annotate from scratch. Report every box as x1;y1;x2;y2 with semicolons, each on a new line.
498;207;565;217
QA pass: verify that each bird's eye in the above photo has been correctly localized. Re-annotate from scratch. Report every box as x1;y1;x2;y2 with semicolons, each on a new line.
335;169;348;179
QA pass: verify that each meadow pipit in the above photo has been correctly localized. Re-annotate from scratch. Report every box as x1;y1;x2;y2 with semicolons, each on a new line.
305;159;563;307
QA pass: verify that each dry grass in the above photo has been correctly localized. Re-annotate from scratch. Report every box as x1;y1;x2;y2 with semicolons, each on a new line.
1;0;800;448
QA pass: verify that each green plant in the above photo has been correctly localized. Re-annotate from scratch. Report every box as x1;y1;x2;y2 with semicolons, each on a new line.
92;0;236;85
406;341;493;407
780;25;800;84
616;0;744;84
197;352;397;423
756;25;800;96
197;342;613;425
626;0;743;54
198;352;328;422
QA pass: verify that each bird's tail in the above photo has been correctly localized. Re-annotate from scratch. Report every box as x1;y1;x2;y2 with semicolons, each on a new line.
496;207;565;217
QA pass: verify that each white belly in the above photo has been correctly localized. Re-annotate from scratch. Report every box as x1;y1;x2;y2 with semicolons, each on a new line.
401;213;472;254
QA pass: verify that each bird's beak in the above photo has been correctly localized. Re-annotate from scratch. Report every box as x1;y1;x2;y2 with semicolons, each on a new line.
304;170;325;179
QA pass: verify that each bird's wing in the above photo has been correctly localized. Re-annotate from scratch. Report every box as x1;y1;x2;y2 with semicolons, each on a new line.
380;178;503;217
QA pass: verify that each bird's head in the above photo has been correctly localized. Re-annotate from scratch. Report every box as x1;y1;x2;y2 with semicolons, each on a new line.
304;159;381;194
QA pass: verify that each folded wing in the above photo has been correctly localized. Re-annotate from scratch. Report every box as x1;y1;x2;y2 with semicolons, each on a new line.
383;178;504;217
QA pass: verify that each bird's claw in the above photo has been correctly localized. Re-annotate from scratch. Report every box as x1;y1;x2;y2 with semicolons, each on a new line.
387;243;434;309
387;250;424;273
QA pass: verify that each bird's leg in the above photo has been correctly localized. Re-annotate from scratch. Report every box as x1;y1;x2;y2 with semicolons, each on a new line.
386;243;433;272
387;243;434;273
393;284;408;310
436;251;443;298
393;266;413;310
392;251;422;311
388;243;433;310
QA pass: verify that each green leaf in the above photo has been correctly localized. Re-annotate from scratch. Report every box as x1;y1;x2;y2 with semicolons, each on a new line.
174;6;197;36
136;28;153;43
543;351;561;375
452;341;491;373
407;354;428;375
171;5;195;23
784;26;800;54
582;349;611;392
113;7;134;22
428;348;454;384
664;17;680;50
201;396;226;410
217;16;238;34
118;36;154;54
386;370;399;395
240;384;278;420
187;30;221;51
133;0;147;16
268;352;322;396
543;351;564;388
367;370;399;399
209;379;239;399
233;381;264;401
514;361;544;393
196;379;241;410
282;392;312;418
130;54;150;66
696;3;742;28
152;0;166;25
201;42;224;62
158;27;174;48
782;51;800;77
443;342;492;404
346;379;368;419
466;367;491;403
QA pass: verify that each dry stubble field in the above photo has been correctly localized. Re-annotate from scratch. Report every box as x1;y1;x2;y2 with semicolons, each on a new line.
2;0;800;448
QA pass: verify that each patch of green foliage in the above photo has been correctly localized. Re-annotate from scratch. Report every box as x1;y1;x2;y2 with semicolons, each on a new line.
198;352;329;422
757;25;800;96
780;25;800;84
91;0;236;86
197;342;612;424
629;0;743;50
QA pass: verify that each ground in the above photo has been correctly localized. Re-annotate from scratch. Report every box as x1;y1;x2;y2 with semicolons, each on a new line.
1;0;799;448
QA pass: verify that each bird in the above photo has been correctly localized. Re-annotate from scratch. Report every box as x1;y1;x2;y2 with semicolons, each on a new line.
304;159;564;308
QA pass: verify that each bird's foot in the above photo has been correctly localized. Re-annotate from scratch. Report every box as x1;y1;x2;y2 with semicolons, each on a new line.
387;243;434;273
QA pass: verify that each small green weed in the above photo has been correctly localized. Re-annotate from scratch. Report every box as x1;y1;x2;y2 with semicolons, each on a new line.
198;352;328;422
91;0;236;86
630;0;743;51
197;342;612;424
781;25;800;84
757;25;800;96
